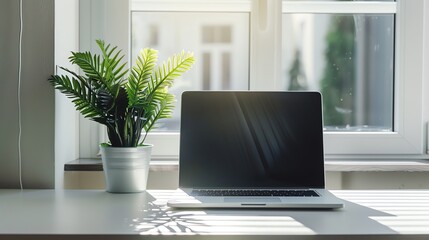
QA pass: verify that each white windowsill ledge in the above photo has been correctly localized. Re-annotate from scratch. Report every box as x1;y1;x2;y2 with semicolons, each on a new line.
151;160;429;172
152;159;429;172
325;160;429;172
65;158;429;172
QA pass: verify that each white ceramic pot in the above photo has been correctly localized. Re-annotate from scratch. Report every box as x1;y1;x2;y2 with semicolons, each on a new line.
100;145;153;193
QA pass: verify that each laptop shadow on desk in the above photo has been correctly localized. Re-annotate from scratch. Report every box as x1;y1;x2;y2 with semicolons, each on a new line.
282;199;398;235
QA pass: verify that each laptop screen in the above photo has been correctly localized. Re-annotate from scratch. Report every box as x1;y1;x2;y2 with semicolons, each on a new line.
179;91;325;189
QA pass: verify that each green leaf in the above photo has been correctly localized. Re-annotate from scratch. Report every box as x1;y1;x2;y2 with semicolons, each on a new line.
48;74;104;122
126;48;158;107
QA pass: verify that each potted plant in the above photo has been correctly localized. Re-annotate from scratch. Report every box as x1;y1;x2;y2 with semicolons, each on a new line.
49;40;195;193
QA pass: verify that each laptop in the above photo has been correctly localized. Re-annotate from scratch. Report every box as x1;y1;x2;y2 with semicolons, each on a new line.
167;91;344;209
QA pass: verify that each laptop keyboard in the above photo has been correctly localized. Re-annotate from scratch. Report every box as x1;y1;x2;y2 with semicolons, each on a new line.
191;189;319;197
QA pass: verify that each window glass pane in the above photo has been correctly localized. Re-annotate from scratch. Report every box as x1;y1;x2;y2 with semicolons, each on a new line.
132;12;250;131
281;14;394;131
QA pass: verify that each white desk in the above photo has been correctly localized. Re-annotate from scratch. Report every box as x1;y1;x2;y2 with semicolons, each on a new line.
0;189;428;239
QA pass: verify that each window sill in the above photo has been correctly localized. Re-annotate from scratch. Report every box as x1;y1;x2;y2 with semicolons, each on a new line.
325;160;429;172
64;159;179;172
65;159;429;172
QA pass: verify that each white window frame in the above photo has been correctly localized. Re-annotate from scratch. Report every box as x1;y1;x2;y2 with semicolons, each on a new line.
78;0;429;160
321;0;426;156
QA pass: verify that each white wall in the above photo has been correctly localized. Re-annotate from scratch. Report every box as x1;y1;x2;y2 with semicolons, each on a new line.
54;0;79;189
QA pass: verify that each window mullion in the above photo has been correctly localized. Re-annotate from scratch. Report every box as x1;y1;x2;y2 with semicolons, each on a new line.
249;0;282;90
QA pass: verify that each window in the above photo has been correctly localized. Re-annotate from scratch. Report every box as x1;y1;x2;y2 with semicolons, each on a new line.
79;0;428;159
281;1;426;156
279;1;399;155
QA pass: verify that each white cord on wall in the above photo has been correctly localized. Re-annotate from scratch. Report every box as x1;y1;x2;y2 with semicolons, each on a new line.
18;0;23;190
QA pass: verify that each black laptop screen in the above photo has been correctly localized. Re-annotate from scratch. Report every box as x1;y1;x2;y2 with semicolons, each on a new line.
179;91;325;189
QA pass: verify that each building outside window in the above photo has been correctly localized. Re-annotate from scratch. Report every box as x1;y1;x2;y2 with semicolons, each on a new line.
132;11;249;131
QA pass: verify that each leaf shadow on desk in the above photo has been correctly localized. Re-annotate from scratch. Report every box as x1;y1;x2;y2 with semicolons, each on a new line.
129;192;210;234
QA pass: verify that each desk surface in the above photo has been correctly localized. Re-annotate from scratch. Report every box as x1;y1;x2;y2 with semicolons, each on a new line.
0;189;428;239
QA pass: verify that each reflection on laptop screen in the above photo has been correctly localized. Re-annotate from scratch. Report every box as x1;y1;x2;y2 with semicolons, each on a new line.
179;91;325;189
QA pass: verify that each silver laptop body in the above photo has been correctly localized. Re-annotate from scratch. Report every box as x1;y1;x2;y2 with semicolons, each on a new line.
167;91;344;209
